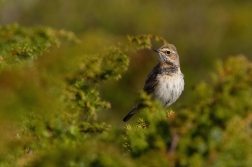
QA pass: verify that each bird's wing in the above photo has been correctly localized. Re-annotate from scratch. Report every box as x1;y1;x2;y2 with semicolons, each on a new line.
143;64;160;94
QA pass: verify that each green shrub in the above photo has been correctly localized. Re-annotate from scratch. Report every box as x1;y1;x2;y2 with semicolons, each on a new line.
0;24;251;167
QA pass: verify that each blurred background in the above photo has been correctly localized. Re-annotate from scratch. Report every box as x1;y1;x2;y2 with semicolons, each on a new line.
1;0;252;123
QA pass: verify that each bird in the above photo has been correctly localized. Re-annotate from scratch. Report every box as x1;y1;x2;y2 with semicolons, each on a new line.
123;44;184;122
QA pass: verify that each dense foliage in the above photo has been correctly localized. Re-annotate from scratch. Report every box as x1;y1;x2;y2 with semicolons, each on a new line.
0;24;251;167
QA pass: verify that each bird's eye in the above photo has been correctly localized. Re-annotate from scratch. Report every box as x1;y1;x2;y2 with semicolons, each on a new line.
166;50;171;54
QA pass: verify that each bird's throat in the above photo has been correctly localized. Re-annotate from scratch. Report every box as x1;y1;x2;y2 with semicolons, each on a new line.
160;62;179;74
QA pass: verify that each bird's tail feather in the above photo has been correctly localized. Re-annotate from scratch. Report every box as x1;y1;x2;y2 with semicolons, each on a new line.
123;105;138;122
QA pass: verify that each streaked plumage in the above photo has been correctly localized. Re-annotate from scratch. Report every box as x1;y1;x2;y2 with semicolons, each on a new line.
123;44;184;122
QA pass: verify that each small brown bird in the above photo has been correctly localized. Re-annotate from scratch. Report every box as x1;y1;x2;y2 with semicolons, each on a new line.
123;44;184;122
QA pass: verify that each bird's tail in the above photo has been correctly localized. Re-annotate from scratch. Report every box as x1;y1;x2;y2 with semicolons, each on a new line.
123;105;138;122
123;104;144;122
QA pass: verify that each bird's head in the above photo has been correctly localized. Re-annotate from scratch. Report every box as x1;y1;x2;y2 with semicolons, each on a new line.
154;44;180;67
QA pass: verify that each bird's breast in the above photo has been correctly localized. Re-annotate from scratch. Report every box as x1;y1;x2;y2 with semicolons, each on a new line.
154;73;184;107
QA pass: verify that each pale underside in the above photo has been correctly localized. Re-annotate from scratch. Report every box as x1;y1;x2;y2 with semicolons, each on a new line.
153;73;184;107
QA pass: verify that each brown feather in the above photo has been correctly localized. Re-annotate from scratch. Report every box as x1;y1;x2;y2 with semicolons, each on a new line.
143;64;160;94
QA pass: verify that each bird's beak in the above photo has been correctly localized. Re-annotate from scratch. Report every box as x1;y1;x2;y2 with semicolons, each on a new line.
153;49;159;53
